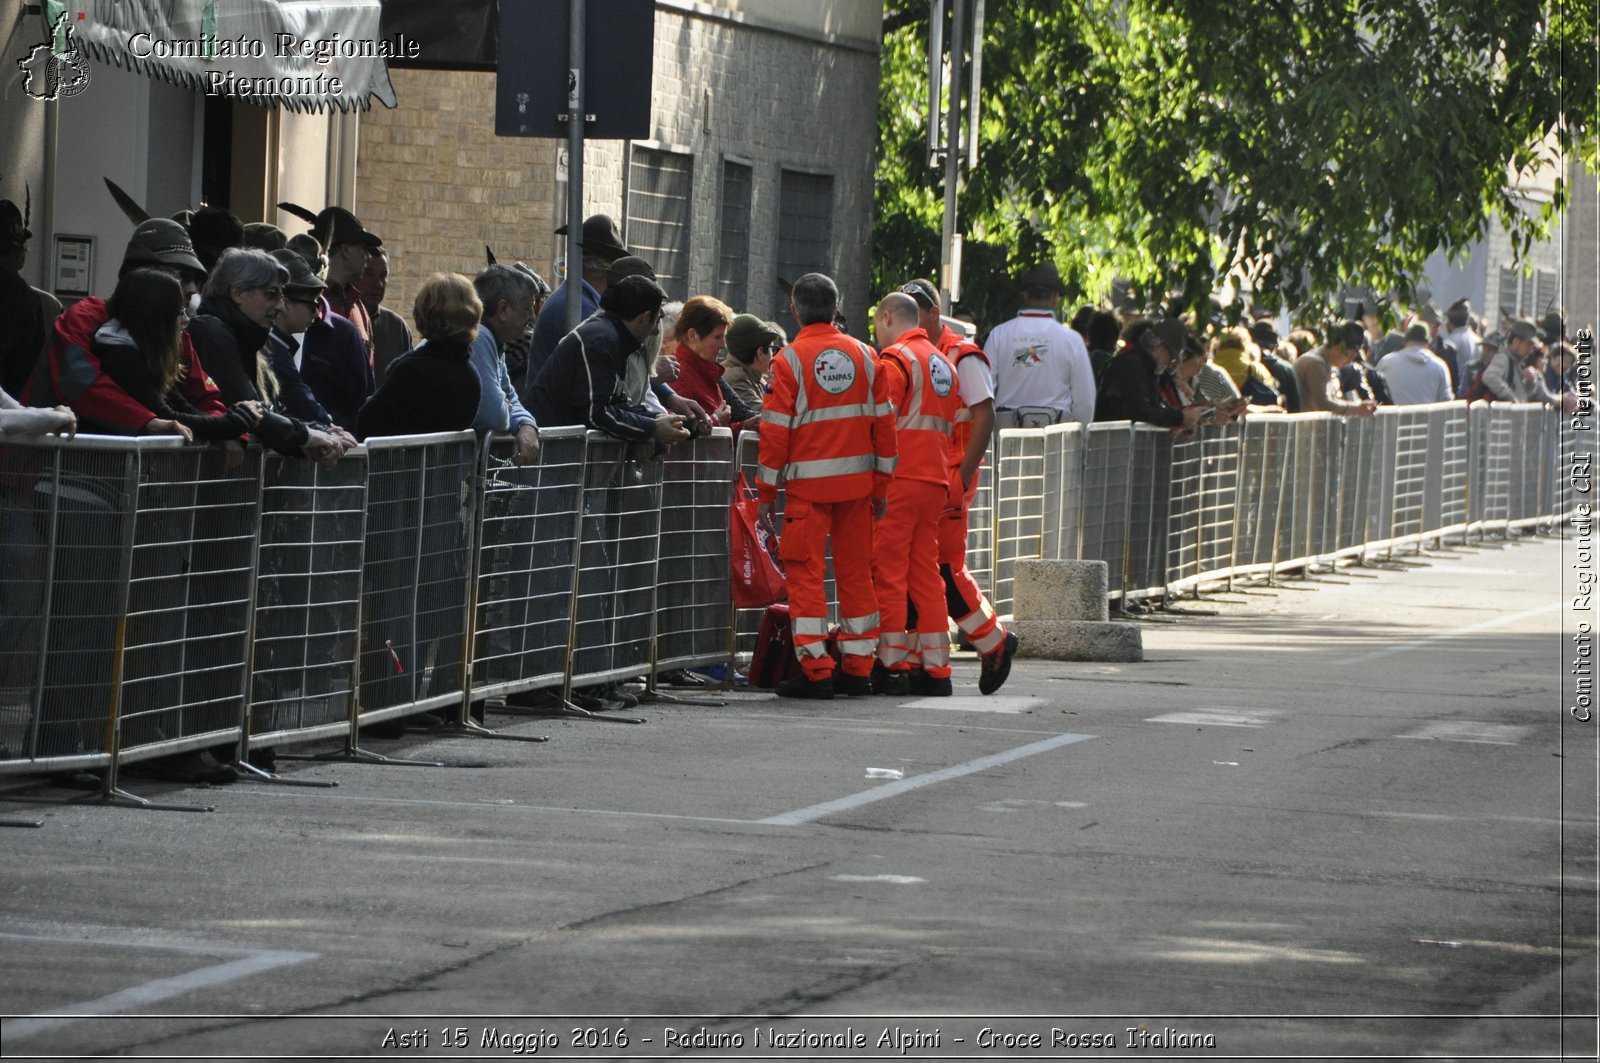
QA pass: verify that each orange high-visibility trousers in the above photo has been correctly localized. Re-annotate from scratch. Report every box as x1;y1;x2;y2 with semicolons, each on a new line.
778;496;880;679
872;478;952;678
937;465;1007;655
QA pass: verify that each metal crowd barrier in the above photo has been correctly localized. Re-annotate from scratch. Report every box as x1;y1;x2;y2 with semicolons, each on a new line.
0;436;260;791
653;428;734;676
0;400;1580;786
246;449;368;755
987;401;1576;611
568;434;666;690
468;428;587;704
356;432;479;728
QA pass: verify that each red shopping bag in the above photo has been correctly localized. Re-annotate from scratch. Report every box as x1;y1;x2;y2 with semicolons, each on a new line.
730;474;786;608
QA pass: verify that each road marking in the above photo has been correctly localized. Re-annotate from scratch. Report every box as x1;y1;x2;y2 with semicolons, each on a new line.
1147;710;1279;728
232;789;754;826
0;933;314;1043
903;695;1044;714
1396;721;1531;745
976;799;1088;813
830;874;924;884
758;732;1094;826
1332;603;1561;666
738;712;1069;736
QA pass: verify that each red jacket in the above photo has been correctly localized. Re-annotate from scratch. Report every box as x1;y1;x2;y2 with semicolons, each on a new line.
878;327;962;486
669;341;726;415
26;298;226;433
935;324;989;467
757;322;896;503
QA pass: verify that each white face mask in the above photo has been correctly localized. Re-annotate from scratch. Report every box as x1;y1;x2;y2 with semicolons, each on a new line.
187;292;202;319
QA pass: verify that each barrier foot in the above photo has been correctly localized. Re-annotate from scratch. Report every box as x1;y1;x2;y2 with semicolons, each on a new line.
0;817;44;828
439;718;551;744
560;701;646;725
73;787;214;813
277;746;450;768
233;760;339;788
640;690;726;708
1156;605;1220;617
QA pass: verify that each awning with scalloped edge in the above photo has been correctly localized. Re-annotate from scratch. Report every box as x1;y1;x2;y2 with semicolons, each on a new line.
41;0;400;112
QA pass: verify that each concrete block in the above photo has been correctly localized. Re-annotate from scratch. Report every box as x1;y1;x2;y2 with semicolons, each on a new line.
1010;619;1143;662
1013;559;1110;622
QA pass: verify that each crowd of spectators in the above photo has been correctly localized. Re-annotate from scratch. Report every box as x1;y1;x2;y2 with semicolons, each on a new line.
975;285;1583;440
0;185;1589;763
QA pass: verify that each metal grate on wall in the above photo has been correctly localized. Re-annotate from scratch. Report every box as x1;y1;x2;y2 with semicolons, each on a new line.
1498;265;1522;317
717;160;753;312
627;146;694;301
1534;268;1559;317
776;169;834;324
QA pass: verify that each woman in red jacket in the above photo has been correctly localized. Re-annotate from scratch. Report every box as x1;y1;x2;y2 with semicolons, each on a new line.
666;295;735;426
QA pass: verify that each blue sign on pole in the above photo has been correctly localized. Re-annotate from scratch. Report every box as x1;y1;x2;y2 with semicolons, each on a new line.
494;0;654;139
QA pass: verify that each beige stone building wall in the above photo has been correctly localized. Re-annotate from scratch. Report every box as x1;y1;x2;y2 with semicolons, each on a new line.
1565;162;1599;335
354;1;880;335
354;67;562;322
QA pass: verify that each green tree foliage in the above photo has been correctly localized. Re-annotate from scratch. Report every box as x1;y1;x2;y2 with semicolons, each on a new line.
876;0;1599;322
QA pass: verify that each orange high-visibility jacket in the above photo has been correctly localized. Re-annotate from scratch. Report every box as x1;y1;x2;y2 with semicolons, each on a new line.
757;322;896;503
935;324;990;467
878;327;963;486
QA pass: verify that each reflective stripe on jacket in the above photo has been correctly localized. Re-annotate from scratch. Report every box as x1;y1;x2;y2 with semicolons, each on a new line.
936;324;988;465
879;327;961;486
757;322;896;503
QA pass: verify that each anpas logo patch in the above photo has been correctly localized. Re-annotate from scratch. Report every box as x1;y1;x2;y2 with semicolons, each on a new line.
928;353;955;397
814;349;858;395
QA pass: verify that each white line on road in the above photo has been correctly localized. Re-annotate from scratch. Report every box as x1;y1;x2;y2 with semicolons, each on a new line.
1;937;315;1042
757;732;1094;826
1331;603;1561;666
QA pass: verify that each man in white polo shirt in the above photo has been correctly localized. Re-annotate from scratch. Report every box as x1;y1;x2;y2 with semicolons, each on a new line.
984;262;1096;430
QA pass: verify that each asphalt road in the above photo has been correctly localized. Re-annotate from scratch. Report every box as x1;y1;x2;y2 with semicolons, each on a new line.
1;534;1595;1061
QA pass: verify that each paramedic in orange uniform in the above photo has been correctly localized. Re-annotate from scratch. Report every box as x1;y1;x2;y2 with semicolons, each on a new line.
756;273;897;699
901;278;1020;694
870;292;964;697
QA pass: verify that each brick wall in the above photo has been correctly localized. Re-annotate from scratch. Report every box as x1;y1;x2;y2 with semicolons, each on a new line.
356;3;880;337
355;67;561;323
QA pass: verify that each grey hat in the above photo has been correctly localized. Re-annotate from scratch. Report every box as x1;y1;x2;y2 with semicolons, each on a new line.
1507;318;1541;343
512;262;552;298
120;218;206;276
727;313;783;358
271;248;327;295
1418;303;1442;326
556;213;629;261
1482;331;1504;352
242;222;288;252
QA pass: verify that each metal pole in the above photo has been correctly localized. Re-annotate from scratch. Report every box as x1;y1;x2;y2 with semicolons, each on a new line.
564;0;587;331
966;0;984;171
926;0;944;168
939;0;965;312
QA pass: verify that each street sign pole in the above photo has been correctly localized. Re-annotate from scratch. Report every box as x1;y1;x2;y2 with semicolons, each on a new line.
564;0;586;330
939;0;967;311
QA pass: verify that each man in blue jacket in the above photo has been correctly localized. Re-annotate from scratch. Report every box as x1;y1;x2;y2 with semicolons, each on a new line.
471;265;543;464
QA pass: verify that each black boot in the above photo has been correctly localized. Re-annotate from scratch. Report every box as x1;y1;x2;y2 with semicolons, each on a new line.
775;673;835;700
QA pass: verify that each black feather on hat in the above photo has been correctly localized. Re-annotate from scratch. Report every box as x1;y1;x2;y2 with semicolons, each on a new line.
104;177;152;226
